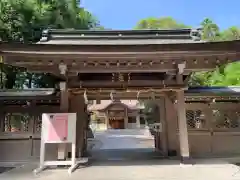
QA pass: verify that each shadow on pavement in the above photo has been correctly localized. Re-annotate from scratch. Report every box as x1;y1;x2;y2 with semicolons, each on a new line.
0;167;15;174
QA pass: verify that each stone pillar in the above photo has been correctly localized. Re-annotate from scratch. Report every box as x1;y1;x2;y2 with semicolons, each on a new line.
176;90;190;163
58;82;68;160
136;114;141;129
69;94;87;158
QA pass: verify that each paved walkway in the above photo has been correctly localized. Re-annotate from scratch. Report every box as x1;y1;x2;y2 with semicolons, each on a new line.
1;129;240;180
1;159;240;180
92;129;154;150
90;129;160;161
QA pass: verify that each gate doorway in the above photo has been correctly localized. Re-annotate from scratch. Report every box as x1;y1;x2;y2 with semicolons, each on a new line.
89;99;165;162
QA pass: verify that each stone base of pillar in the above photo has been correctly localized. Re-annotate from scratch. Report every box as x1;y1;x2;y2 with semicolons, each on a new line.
180;156;194;165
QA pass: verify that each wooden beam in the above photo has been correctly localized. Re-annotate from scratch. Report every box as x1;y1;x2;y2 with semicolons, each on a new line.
4;51;238;60
3;52;237;73
69;86;186;100
68;80;180;88
4;63;214;74
1;40;240;52
4;53;236;69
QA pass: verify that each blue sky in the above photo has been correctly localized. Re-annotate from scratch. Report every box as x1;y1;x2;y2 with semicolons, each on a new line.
81;0;240;30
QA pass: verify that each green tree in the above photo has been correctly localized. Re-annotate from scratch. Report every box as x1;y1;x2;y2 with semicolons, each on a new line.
135;17;189;29
201;18;221;41
203;62;240;86
221;26;240;41
0;0;100;89
134;16;240;125
192;19;240;86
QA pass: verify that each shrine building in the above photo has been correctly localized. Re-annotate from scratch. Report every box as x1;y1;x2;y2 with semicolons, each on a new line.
88;100;146;130
0;28;240;164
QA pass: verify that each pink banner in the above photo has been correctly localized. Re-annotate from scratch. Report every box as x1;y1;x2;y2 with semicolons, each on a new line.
48;114;68;142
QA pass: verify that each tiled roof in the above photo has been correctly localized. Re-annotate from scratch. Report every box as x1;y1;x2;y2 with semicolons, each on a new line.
37;28;203;45
88;100;144;111
0;87;239;101
0;88;56;97
187;86;240;94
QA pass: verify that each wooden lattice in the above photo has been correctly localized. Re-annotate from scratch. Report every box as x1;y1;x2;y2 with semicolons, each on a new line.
186;110;207;129
3;113;31;132
34;115;42;133
212;110;240;129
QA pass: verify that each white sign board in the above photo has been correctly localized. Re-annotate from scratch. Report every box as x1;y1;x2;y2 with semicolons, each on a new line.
42;113;76;143
34;113;83;175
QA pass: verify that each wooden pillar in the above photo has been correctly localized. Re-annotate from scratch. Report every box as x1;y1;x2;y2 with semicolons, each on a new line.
136;114;140;129
124;108;128;129
176;90;190;163
105;111;110;129
58;82;69;160
69;94;87;158
0;108;4;132
165;94;178;156
156;98;168;156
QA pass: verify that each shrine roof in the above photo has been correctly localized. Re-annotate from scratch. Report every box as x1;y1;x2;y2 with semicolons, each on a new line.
0;86;238;99
0;87;239;98
0;88;56;99
37;28;203;45
88;100;144;111
187;86;240;95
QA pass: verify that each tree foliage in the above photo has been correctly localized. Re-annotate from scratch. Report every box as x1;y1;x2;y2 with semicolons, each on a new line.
135;17;240;86
135;17;189;29
0;0;99;89
135;17;240;124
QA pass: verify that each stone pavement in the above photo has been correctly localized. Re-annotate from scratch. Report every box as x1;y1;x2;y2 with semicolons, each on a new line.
1;159;240;180
1;129;240;180
90;128;159;160
92;129;154;150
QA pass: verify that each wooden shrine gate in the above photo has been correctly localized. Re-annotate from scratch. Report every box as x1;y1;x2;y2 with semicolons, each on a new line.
186;101;240;157
1;28;240;164
0;89;239;162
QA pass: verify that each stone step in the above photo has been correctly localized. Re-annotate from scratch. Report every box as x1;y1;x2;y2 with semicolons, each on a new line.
90;149;164;161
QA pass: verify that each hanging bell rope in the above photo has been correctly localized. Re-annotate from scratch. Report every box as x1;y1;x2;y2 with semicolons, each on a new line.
151;91;156;100
83;89;88;104
137;91;140;100
110;91;114;101
70;87;186;95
